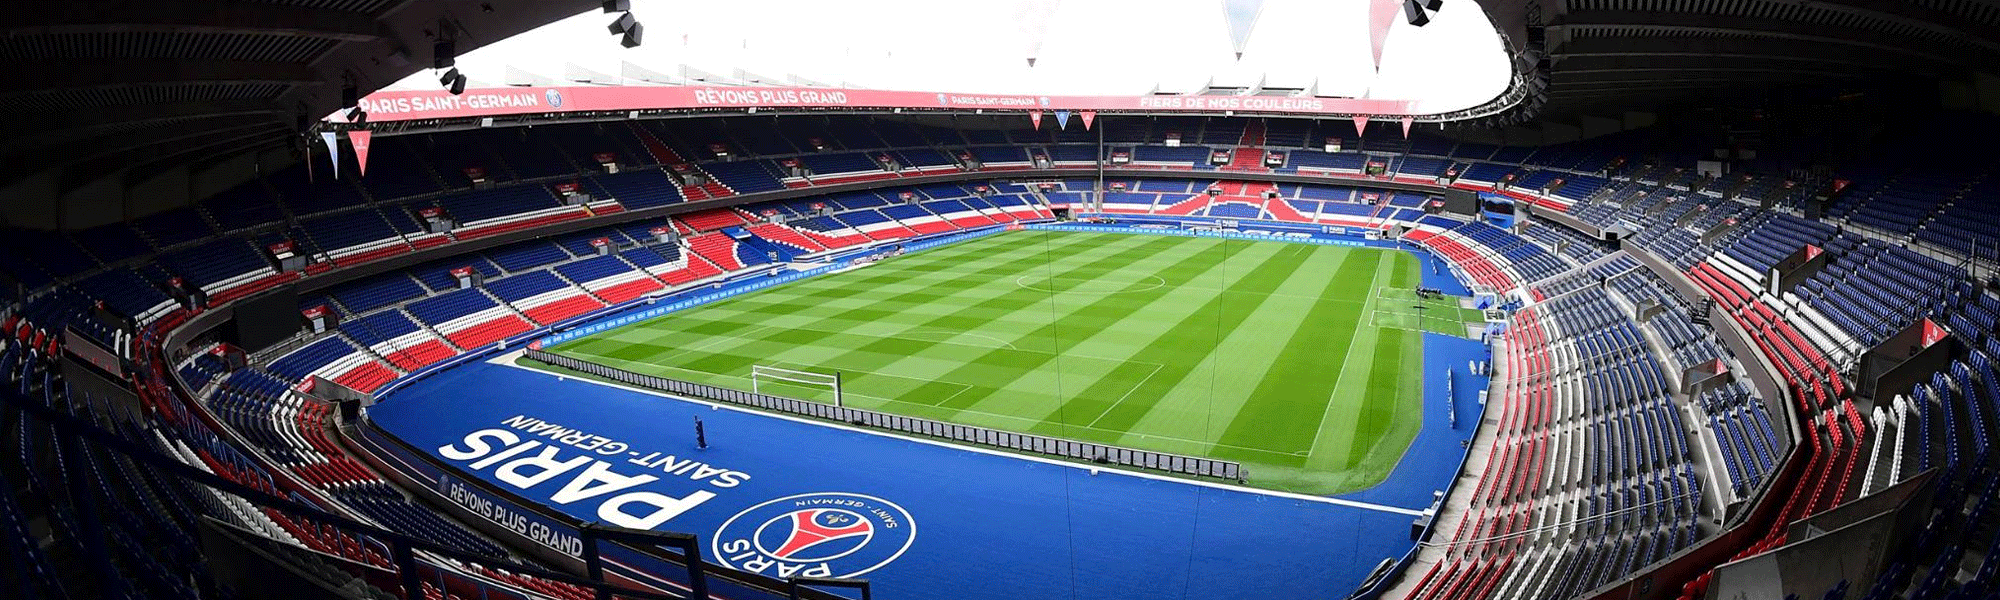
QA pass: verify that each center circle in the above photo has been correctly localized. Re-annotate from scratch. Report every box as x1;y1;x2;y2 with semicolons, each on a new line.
1013;273;1167;295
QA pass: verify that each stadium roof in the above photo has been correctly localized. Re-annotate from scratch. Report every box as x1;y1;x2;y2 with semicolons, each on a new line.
3;0;1998;227
0;0;598;193
1535;0;2000;115
376;0;1514;115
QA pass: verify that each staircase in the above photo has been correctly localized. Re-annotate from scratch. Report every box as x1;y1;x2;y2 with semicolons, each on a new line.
1224;121;1268;171
627;122;685;166
1238;119;1266;147
477;288;541;326
400;308;464;351
626;123;736;201
545;268;610;305
336;333;408;376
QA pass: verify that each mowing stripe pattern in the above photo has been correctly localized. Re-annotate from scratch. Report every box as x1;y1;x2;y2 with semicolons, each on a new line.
553;230;1439;494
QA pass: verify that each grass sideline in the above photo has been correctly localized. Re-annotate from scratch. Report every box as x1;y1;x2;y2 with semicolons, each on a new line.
541;230;1475;494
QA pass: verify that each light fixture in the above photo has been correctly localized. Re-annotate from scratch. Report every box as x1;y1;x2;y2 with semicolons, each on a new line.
433;39;455;69
1404;0;1432;26
621;22;643;48
439;67;466;95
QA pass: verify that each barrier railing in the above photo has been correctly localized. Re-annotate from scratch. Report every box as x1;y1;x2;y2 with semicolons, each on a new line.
524;349;1246;482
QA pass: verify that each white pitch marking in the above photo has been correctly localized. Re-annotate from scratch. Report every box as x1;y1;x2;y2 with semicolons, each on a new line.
493;357;1418;514
1084;362;1165;428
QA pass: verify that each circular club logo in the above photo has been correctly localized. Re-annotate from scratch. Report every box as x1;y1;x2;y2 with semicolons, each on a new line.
713;492;915;579
544;88;564;108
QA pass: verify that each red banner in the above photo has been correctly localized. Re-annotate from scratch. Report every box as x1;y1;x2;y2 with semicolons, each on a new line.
1029;110;1042;130
1080;110;1096;130
333;85;1421;124
347;129;373;176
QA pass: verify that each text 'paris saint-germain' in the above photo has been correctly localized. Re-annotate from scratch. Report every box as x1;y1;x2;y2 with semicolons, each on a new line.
437;415;751;530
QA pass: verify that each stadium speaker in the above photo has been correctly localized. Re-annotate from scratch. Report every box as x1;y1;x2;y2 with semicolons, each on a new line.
340;84;357;109
348;108;367;124
450;73;468;95
1423;0;1443;11
621;22;644;48
601;0;630;12
608;12;635;35
433;39;455;69
439;67;459;88
1404;0;1431;26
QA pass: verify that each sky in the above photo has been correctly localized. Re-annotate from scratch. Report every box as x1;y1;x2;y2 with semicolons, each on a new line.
388;0;1510;114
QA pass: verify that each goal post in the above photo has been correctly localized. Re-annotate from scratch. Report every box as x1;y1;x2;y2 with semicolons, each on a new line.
750;364;844;407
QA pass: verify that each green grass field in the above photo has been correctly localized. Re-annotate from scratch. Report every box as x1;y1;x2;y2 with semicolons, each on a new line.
544;230;1482;494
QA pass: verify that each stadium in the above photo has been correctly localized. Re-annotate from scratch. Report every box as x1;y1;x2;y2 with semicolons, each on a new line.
2;1;1998;599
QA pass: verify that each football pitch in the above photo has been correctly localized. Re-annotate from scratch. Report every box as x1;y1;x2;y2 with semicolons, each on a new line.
541;230;1482;494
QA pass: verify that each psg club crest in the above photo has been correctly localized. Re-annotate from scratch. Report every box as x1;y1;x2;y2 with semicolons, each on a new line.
712;492;915;578
545;88;564;108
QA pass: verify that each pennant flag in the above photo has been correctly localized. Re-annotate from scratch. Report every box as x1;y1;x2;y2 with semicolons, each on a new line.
1222;0;1268;62
1054;110;1071;129
1368;0;1401;72
1400;116;1414;138
1013;0;1058;72
1080;111;1097;130
348;129;373;176
319;131;340;178
1029;110;1043;130
1352;115;1369;138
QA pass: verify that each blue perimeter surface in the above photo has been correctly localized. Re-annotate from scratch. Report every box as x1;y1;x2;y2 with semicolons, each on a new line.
1335;333;1490;508
367;227;1491;600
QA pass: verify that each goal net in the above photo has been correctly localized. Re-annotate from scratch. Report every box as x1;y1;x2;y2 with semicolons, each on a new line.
750;364;844;407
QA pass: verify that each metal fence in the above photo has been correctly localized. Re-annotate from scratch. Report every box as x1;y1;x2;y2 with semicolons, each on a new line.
526;349;1245;482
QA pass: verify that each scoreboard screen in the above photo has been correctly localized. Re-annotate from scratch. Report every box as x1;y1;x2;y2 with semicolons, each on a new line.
226;286;301;353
